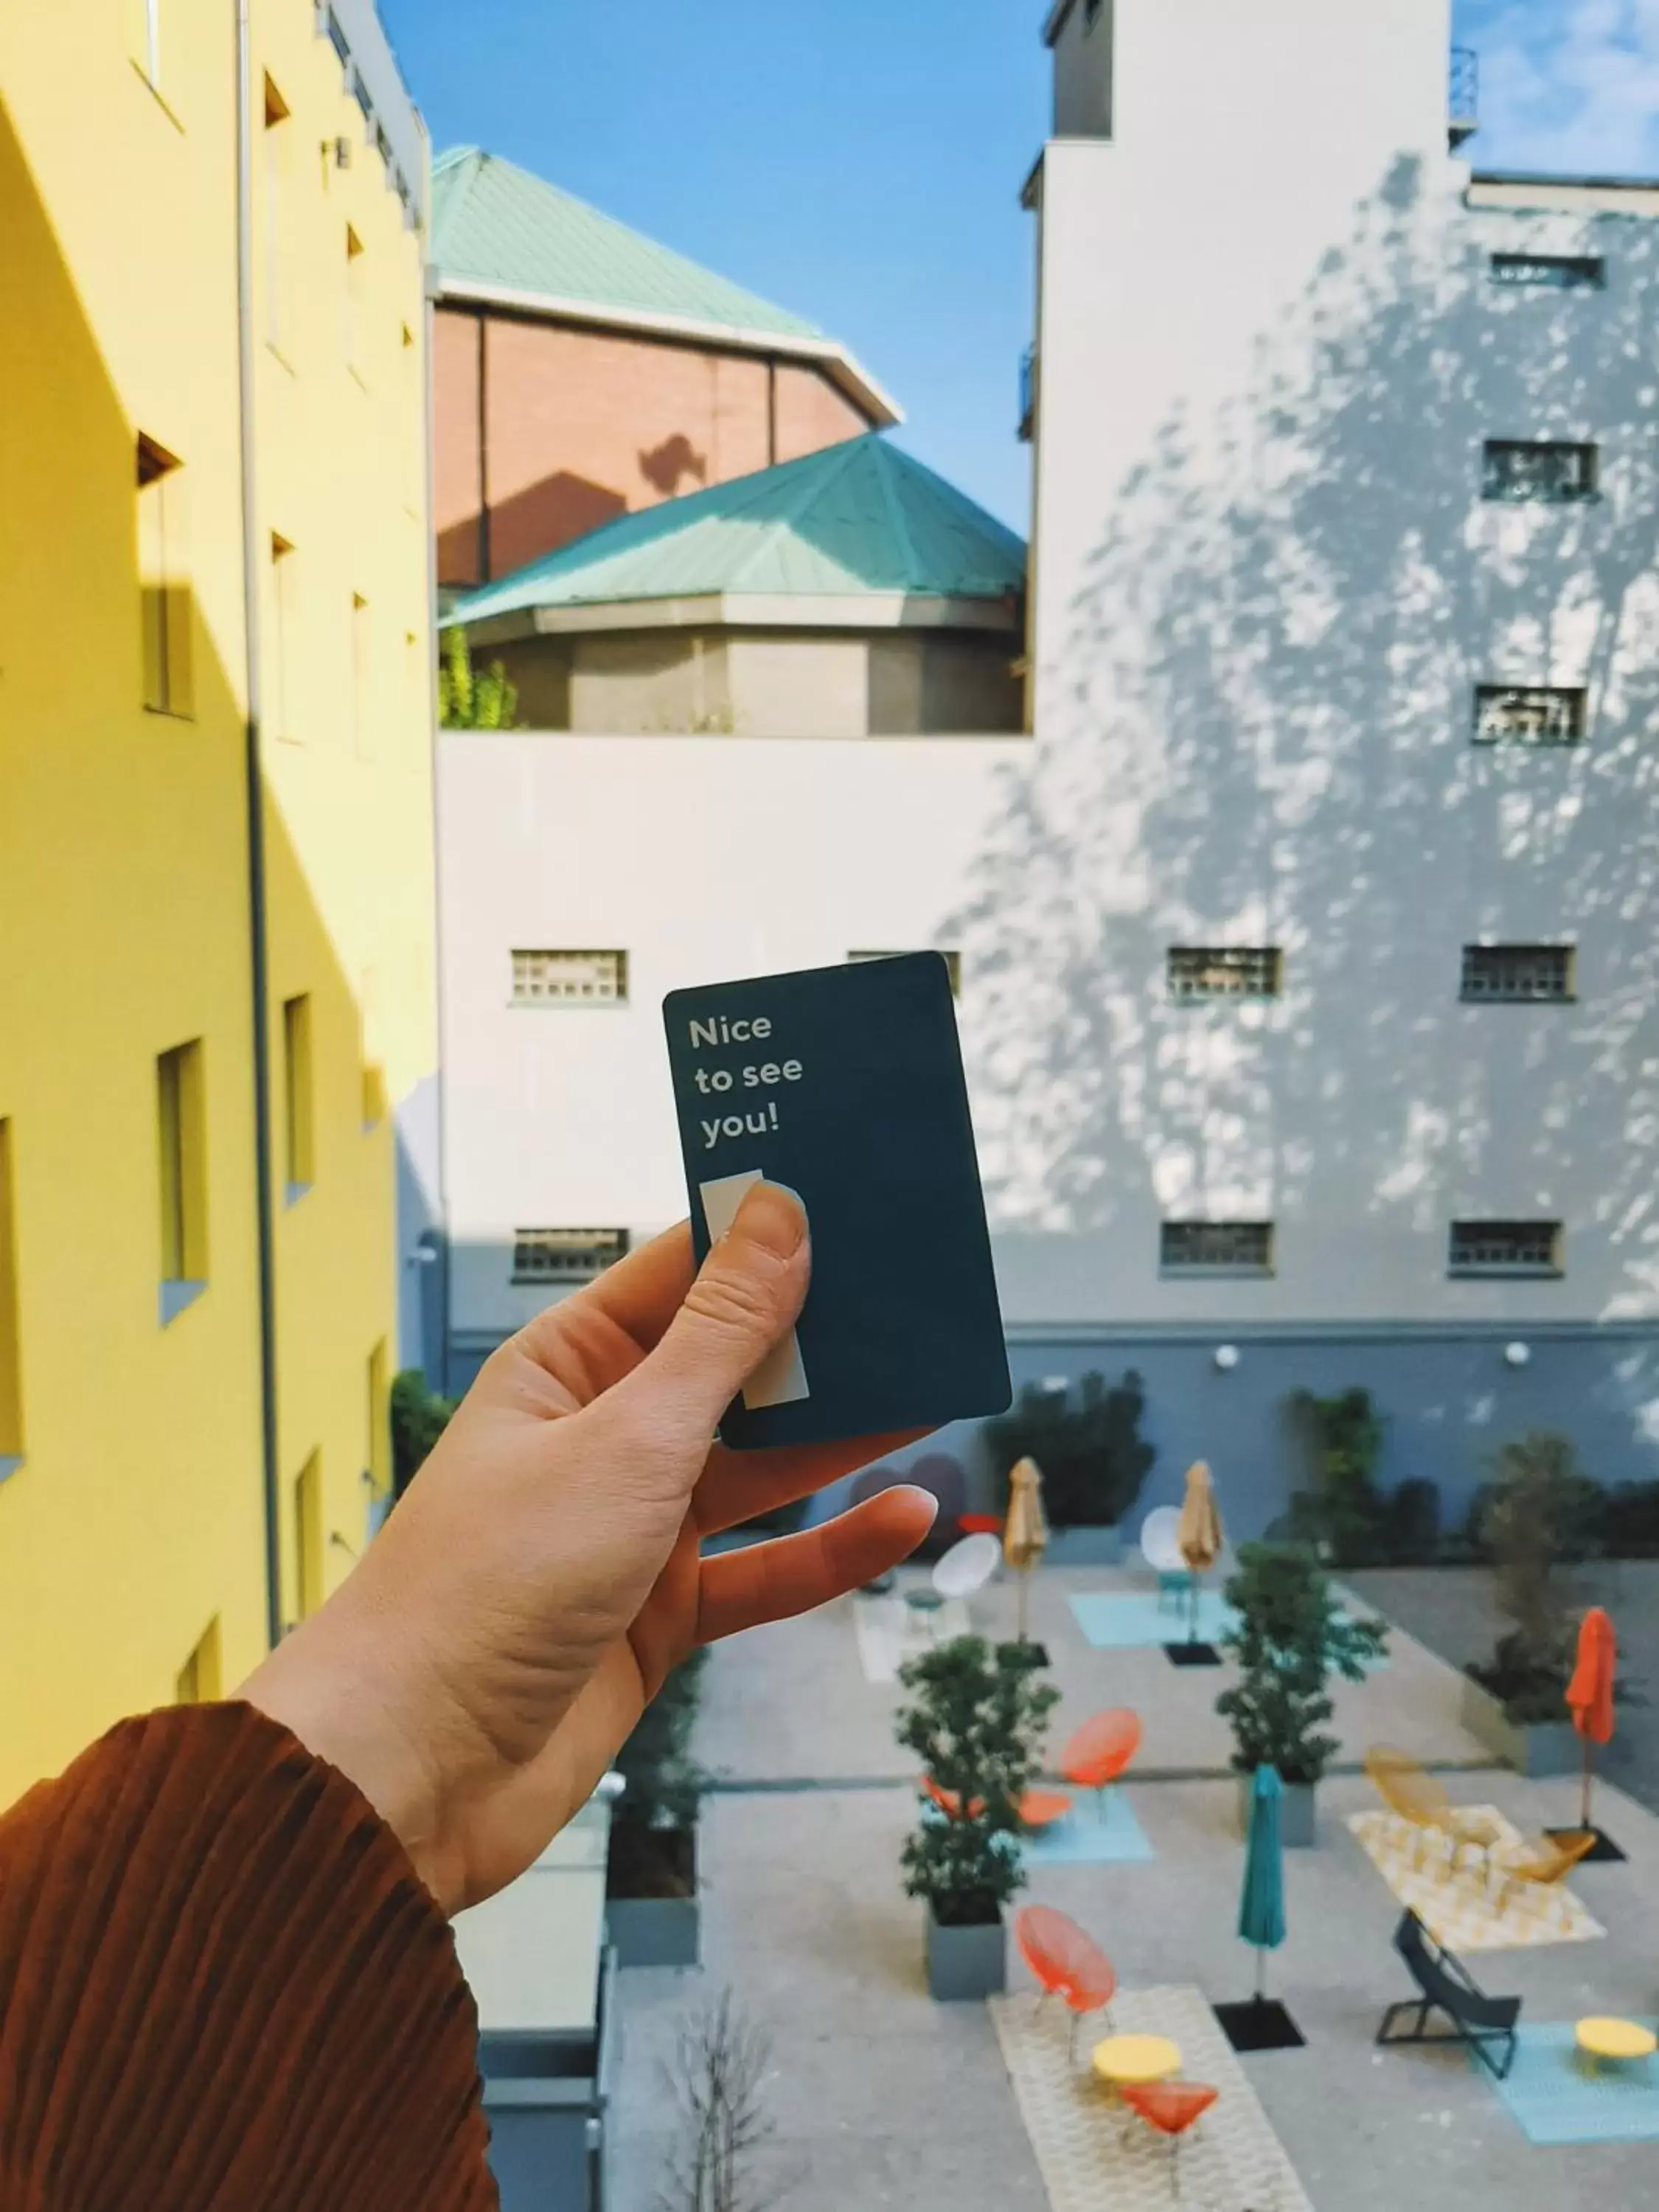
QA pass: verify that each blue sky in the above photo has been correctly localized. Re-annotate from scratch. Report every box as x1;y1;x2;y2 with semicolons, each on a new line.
380;0;1656;532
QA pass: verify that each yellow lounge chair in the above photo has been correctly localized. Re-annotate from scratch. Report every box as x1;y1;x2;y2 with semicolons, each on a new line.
1364;1746;1503;1874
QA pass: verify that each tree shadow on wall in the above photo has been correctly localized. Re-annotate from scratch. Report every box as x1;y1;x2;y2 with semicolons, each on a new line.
952;155;1659;1331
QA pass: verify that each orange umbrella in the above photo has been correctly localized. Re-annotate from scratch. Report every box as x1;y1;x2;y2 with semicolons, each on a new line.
1567;1607;1616;1830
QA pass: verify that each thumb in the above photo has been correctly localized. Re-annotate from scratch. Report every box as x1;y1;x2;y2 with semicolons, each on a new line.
616;1181;810;1447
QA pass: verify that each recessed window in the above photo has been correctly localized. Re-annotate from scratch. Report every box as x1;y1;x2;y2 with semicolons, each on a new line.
1167;947;1281;1002
848;950;963;995
175;1616;222;1705
1160;1222;1273;1276
1482;440;1597;504
282;994;314;1201
512;1228;630;1284
157;1040;208;1321
351;593;372;756
345;225;366;381
1461;945;1574;1003
1490;252;1604;291
268;534;295;740
293;1451;324;1622
510;950;628;1006
0;1121;22;1469
326;8;350;67
262;75;291;352
1473;684;1585;745
366;1340;389;1498
1449;1220;1562;1277
137;434;193;717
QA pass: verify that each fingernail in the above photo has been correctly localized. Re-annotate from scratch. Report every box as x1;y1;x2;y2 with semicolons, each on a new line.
897;1485;941;1524
731;1180;807;1259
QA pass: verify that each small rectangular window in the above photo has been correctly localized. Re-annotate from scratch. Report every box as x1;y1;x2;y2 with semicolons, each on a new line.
351;593;372;756
1461;945;1575;1003
1473;684;1586;745
262;75;291;352
359;968;387;1130
1167;948;1281;1002
158;1040;208;1320
512;1228;630;1284
282;995;314;1200
848;950;963;995
175;1616;222;1705
510;950;629;1006
1160;1222;1273;1276
137;434;193;717
1482;439;1597;504
326;7;350;66
1490;252;1604;291
345;225;366;382
293;1451;324;1622
268;534;295;740
0;1121;23;1466
1449;1220;1562;1277
366;1340;389;1497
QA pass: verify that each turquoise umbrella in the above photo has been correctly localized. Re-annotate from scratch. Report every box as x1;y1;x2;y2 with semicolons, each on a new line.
1239;1763;1287;2003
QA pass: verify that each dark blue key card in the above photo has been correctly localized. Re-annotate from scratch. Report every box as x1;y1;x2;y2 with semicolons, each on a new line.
662;953;1011;1450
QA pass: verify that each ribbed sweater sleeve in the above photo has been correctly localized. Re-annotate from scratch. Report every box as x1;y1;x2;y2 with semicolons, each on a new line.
0;1702;496;2212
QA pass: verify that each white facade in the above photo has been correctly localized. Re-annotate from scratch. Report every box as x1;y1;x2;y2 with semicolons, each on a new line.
992;0;1659;1333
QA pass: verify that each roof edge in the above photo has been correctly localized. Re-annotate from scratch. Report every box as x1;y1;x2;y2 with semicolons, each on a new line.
460;590;1021;644
434;274;904;426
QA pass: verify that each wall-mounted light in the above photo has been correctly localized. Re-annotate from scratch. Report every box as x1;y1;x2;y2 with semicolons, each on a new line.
1041;1374;1070;1394
1503;1341;1531;1369
1214;1344;1241;1373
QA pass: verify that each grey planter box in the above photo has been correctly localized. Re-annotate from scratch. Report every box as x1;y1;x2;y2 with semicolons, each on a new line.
606;1892;700;1969
1459;1676;1582;1778
1046;1525;1124;1568
925;1907;1006;2001
480;1944;617;2212
1237;1773;1317;1848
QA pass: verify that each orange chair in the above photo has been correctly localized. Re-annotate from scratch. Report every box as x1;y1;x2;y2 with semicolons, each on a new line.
923;1775;1074;1829
1060;1711;1144;1812
1119;2080;1218;2195
1015;1905;1118;2056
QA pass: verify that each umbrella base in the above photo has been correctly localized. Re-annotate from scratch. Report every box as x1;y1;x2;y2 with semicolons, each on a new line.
1214;1997;1306;2053
1547;1824;1626;1864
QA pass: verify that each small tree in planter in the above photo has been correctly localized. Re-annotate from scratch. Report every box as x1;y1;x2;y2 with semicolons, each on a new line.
608;1649;709;1966
1464;1435;1599;1766
1287;1387;1387;1566
1217;1544;1386;1846
984;1371;1155;1554
896;1636;1059;2000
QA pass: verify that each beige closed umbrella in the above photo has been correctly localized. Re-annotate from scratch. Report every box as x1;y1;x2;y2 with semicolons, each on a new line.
1004;1455;1050;1647
1175;1460;1225;1644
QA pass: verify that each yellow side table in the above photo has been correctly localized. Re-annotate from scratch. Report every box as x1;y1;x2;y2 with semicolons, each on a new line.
1091;2033;1181;2094
1576;2017;1658;2071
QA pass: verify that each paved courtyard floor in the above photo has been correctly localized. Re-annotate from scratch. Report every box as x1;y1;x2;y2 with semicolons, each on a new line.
609;1561;1659;2212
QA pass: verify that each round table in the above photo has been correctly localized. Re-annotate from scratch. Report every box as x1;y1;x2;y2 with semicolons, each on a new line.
1091;2033;1181;2094
1576;2017;1658;2069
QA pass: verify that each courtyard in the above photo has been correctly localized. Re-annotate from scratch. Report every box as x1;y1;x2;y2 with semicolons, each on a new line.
610;1562;1659;2212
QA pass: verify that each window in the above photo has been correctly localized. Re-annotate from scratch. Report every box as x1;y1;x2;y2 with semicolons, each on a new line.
512;1229;630;1284
262;75;291;353
359;969;387;1129
345;225;366;382
157;1040;208;1321
175;1616;222;1705
1482;440;1597;504
1160;1222;1273;1276
510;950;628;1006
1167;947;1281;1002
326;8;350;67
0;1121;22;1469
137;434;192;716
293;1452;324;1622
848;950;964;995
351;593;371;756
1490;252;1604;291
366;1340;389;1497
1473;684;1586;745
1449;1220;1562;1277
282;995;314;1200
268;534;295;740
1461;945;1574;1003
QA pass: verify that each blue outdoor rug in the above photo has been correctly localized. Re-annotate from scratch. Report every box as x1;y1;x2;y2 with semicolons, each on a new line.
1484;2023;1659;2145
1020;1790;1154;1868
1068;1590;1240;1649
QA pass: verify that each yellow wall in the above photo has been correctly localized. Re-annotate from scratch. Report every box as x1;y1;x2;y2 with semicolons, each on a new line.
0;1;435;1807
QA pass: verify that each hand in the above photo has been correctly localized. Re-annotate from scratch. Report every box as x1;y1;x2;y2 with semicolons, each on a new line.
241;1183;936;1914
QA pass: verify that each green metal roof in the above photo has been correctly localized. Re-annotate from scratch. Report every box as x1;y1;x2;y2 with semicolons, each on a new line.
432;146;826;344
448;436;1026;626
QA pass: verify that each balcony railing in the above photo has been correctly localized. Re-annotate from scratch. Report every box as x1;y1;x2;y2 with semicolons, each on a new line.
1019;345;1037;442
1449;44;1478;149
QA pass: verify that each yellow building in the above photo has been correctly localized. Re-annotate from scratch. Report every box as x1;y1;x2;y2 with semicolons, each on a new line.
0;0;437;1806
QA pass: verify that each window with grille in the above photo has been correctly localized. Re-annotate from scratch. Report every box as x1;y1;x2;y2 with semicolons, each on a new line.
1473;685;1586;745
1490;253;1604;291
1160;1222;1273;1275
1482;440;1597;503
1167;948;1281;1002
510;950;628;1005
1448;1220;1562;1276
512;1229;630;1284
848;950;962;995
1461;945;1574;1003
157;1039;209;1318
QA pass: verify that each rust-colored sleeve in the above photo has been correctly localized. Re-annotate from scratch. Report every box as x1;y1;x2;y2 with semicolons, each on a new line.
0;1701;496;2212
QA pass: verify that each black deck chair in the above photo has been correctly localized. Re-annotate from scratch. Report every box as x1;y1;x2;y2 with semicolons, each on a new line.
1376;1910;1522;2080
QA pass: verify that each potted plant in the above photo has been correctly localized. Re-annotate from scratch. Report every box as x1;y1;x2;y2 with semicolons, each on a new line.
606;1649;707;1967
983;1370;1155;1565
1461;1434;1600;1777
1217;1543;1386;1847
895;1635;1058;2000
